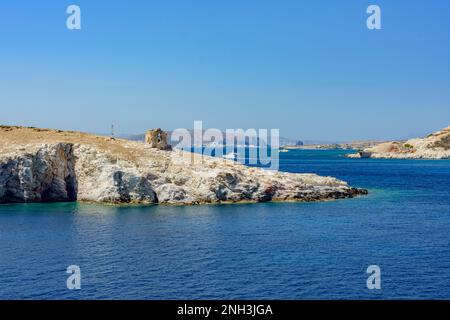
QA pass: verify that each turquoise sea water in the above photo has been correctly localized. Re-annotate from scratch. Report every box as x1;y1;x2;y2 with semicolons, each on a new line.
1;150;450;299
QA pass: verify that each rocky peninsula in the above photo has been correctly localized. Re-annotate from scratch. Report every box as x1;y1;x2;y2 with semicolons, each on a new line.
347;126;450;160
0;126;367;205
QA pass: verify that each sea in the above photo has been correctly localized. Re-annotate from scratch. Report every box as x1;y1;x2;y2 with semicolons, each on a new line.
1;149;450;299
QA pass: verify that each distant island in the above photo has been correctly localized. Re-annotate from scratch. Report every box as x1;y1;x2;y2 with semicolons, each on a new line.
282;141;383;150
120;131;304;148
0;126;366;205
347;126;450;159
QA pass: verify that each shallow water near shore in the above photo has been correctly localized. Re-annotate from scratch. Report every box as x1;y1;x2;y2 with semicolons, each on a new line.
1;149;450;299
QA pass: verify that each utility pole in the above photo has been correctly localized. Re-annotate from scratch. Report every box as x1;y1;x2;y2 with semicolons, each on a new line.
110;124;119;165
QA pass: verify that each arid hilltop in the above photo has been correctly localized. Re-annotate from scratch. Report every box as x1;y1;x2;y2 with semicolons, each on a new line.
0;126;366;204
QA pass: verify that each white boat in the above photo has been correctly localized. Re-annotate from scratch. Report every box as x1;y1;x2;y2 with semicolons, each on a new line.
223;152;239;160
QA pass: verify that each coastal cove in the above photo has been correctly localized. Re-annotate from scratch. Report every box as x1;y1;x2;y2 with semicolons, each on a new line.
1;0;449;303
1;149;450;299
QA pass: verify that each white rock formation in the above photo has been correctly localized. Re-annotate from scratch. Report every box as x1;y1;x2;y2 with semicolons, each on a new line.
348;126;450;159
0;143;77;202
0;126;367;204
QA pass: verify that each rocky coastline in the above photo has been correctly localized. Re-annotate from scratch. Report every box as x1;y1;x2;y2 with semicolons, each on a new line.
347;126;450;160
0;126;367;205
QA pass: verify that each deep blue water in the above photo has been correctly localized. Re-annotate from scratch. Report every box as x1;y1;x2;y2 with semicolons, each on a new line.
1;149;450;299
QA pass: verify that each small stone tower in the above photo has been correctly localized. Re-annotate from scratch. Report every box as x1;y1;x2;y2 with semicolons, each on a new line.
145;128;172;151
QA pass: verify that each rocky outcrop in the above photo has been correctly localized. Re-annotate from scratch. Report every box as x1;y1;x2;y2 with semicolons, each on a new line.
0;126;367;205
348;126;450;159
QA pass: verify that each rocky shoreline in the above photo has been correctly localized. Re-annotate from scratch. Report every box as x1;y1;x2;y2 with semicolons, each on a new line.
347;126;450;160
0;126;367;205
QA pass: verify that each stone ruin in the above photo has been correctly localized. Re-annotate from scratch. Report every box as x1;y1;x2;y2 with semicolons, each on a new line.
144;128;172;151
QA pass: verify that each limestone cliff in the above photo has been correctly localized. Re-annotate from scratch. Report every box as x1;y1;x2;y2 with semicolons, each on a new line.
0;126;367;204
0;143;77;202
348;126;450;160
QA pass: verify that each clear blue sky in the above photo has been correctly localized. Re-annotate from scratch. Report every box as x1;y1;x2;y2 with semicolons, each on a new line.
1;0;449;141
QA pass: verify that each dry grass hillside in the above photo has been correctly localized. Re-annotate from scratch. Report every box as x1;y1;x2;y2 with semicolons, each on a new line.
0;125;169;164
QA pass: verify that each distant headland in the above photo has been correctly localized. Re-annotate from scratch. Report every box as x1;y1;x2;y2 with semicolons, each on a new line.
347;126;450;159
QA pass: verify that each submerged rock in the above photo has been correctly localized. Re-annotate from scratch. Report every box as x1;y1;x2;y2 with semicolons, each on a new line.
0;126;367;205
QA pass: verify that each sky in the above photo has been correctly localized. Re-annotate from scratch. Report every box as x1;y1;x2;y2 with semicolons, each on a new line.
0;0;449;141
